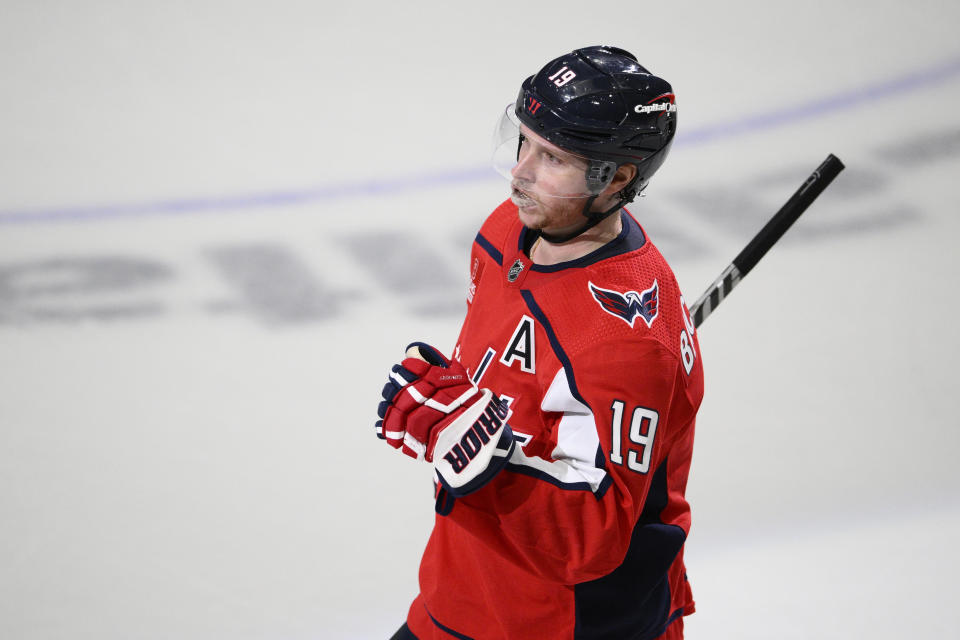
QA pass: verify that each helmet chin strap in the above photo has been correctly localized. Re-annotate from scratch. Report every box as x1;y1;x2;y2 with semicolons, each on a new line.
538;196;619;244
538;175;643;244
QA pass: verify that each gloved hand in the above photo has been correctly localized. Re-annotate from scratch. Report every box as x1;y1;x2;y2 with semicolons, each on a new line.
376;342;515;496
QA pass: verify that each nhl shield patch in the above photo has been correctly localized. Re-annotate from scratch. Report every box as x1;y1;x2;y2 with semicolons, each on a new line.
507;259;525;282
588;280;659;328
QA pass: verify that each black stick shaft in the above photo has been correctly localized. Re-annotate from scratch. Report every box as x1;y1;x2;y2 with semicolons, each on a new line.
690;154;845;328
734;153;845;277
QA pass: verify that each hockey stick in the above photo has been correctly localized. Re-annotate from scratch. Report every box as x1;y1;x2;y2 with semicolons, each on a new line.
689;153;845;328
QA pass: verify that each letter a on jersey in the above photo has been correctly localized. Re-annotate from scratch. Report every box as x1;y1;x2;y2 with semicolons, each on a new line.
500;315;536;373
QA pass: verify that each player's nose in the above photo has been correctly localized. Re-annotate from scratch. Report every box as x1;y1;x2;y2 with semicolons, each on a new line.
510;153;535;183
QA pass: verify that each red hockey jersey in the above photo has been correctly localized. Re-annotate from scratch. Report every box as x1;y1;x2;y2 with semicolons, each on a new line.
405;200;704;640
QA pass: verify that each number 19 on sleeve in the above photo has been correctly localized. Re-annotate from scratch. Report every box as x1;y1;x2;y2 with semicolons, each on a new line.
610;400;659;474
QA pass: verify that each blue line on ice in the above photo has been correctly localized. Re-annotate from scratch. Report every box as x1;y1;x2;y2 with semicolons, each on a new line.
2;54;959;226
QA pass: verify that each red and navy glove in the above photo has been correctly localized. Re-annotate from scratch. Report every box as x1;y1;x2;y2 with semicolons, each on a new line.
376;342;515;497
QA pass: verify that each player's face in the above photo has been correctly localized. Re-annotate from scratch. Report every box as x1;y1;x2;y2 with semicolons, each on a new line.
510;126;595;233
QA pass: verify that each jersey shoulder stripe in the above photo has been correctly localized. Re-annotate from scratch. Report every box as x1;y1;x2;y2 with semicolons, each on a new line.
474;232;503;265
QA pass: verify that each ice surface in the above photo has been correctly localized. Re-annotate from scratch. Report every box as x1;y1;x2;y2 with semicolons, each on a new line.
1;2;958;638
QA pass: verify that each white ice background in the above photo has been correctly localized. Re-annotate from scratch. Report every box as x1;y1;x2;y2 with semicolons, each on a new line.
1;1;959;638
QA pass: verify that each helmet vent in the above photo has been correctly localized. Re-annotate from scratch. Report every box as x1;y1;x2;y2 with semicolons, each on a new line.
559;129;613;144
623;133;664;152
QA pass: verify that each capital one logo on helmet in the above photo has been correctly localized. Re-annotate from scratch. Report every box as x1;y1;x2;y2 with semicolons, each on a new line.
635;102;677;114
633;93;677;113
635;92;677;114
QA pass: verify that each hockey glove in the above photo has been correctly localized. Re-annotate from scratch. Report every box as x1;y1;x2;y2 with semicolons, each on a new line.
376;342;516;497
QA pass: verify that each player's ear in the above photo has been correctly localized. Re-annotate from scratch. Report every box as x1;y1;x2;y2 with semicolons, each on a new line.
604;164;637;197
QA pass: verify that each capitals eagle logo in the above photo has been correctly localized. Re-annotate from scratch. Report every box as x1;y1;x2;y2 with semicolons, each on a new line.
588;280;659;328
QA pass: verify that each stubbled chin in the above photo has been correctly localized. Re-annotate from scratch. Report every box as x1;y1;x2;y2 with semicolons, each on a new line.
515;207;544;230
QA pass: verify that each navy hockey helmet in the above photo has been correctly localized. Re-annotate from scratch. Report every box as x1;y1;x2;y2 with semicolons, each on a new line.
518;45;676;199
496;46;677;241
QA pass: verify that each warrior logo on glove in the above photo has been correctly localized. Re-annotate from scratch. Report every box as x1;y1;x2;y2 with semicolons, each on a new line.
376;342;516;496
443;398;510;473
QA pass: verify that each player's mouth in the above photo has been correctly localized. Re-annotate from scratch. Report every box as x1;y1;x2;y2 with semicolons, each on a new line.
511;185;537;209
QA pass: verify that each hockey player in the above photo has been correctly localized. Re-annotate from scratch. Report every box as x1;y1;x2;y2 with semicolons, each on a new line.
376;46;703;640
